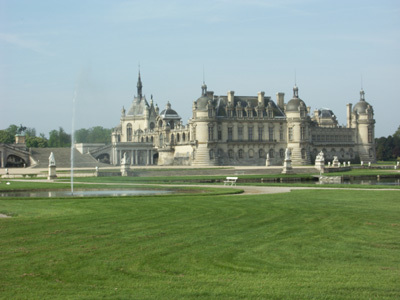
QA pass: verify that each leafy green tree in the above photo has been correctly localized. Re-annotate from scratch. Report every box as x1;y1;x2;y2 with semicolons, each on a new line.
75;126;111;144
25;127;36;137
0;130;14;144
6;124;18;136
75;128;90;143
48;127;71;147
26;136;48;148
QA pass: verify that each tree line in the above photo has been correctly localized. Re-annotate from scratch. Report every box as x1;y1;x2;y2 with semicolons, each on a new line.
0;125;112;147
375;125;400;161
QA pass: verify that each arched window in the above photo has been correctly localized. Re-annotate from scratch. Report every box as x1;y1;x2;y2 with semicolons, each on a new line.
259;149;265;158
170;134;174;145
217;148;223;158
150;122;155;130
248;149;254;158
182;132;186;142
228;149;234;159
159;134;164;147
349;148;354;158
279;148;285;159
146;136;149;143
340;148;345;158
141;137;144;143
269;148;274;158
301;148;306;159
177;133;180;142
127;124;132;142
209;149;214;159
238;149;244;158
151;136;154;143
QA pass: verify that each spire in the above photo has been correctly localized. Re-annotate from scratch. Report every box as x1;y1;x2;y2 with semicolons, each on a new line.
293;84;299;98
360;89;365;101
137;69;143;99
201;66;207;96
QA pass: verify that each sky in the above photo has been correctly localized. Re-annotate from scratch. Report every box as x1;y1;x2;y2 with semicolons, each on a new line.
1;0;399;138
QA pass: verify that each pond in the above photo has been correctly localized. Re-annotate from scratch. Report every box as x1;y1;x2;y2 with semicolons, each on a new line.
0;189;172;198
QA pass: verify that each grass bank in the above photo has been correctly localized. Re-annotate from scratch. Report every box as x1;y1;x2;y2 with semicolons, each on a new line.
0;190;399;299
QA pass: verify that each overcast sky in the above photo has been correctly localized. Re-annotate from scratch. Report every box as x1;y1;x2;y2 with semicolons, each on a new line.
1;0;399;138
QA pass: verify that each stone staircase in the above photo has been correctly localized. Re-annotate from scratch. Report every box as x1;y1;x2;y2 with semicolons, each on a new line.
290;147;311;166
192;144;216;166
30;148;111;168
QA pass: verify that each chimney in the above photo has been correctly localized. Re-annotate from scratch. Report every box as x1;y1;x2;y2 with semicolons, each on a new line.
346;103;352;128
228;91;235;104
276;92;285;110
258;91;265;105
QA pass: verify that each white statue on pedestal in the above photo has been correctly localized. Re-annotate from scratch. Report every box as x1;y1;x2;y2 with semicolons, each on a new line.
285;148;291;160
49;152;56;166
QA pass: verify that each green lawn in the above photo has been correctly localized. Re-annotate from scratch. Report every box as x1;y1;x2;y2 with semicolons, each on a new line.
0;189;399;299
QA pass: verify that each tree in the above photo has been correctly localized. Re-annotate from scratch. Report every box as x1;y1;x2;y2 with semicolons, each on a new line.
48;127;71;147
6;124;18;137
0;130;14;144
74;126;111;144
26;136;48;148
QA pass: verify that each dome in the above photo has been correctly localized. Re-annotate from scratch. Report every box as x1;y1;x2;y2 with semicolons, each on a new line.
353;89;371;114
195;96;210;110
353;100;369;114
159;101;181;119
318;108;334;118
286;98;306;112
286;85;307;112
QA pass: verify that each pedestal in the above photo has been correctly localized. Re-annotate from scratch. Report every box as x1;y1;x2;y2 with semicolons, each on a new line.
282;159;294;174
121;163;130;176
314;160;325;173
48;165;57;180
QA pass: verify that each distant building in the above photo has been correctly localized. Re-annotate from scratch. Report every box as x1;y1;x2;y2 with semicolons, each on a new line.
108;72;376;166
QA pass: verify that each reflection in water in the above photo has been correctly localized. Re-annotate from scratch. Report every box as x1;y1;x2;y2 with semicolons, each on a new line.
1;190;171;198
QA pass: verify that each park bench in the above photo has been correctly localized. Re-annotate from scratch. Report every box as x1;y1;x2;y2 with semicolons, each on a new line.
224;177;238;186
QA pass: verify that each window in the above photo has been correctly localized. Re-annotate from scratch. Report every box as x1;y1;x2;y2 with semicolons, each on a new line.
177;133;180;142
228;127;233;141
349;148;354;158
301;127;306;140
259;149;265;158
208;126;214;141
228;149;234;158
170;134;174;144
368;127;373;143
150;122;155;130
127;124;132;142
301;148;306;159
269;127;274;142
218;130;222;140
279;148;285;159
258;127;263;141
280;127;284;141
209;149;214;159
238;127;243;141
208;107;213;118
217;148;223;158
249;149;254;158
269;148;274;158
248;127;253;141
238;149;244;158
182;132;186;141
288;128;293;141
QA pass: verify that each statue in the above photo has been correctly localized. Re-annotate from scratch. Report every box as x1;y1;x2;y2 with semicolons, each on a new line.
285;148;291;160
48;152;56;166
121;152;129;165
17;124;27;135
48;152;57;179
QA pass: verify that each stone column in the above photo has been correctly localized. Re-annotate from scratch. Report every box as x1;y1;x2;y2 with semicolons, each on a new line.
135;150;138;165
